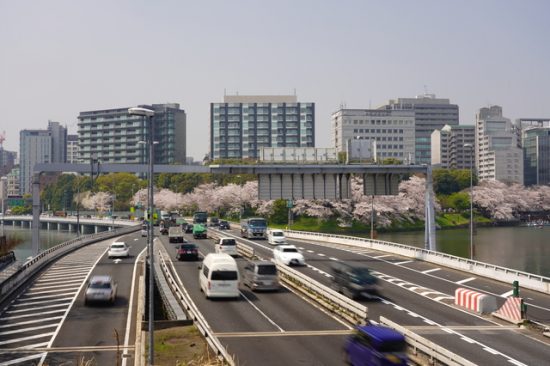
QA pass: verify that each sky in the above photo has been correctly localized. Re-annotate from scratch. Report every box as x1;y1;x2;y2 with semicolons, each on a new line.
1;0;550;160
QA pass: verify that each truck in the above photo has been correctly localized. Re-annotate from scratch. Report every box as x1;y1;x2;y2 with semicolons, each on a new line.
169;226;185;243
193;223;207;239
240;217;268;239
193;211;208;224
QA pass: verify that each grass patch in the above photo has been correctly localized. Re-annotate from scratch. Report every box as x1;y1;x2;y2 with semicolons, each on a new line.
147;325;225;366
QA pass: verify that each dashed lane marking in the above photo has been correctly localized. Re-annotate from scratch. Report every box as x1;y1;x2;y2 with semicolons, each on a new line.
501;290;514;297
456;277;477;285
483;347;500;355
421;268;441;274
0;332;55;346
373;254;392;259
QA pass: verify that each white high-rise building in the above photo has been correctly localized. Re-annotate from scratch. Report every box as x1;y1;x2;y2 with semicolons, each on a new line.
332;108;415;163
431;124;475;169
475;106;523;184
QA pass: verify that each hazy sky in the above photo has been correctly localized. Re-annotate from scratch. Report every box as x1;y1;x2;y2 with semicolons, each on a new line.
2;0;550;160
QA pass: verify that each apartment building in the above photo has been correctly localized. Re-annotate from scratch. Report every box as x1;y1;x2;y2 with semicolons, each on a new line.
332;108;415;163
67;134;80;163
77;103;186;164
431;124;475;169
210;95;314;160
519;118;550;186
476;106;523;184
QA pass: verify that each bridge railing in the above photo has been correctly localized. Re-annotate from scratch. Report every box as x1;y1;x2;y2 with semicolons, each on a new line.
0;225;140;304
285;230;550;295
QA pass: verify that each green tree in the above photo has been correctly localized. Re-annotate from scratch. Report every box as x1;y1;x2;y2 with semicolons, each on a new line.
433;169;460;195
381;157;402;165
96;173;143;210
269;199;289;225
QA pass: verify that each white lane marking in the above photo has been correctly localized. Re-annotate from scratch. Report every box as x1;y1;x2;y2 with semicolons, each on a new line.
329;257;338;261
5;309;66;318
420;291;442;296
24;341;50;348
483;347;500;354
10;302;71;310
134;238;139;241
31;283;80;291
317;253;326;257
442;328;453;334
11;298;73;308
456;277;477;285
122;246;147;366
40;268;90;275
421;268;441;274
373;254;391;259
424;319;436;325
0;316;64;329
306;250;314;253
461;337;476;344
508;360;528;366
0;353;45;366
23;287;79;296
35;279;83;285
240;292;284;332
394;260;413;265
0;323;58;336
0;332;55;346
501;290;514;298
19;292;76;301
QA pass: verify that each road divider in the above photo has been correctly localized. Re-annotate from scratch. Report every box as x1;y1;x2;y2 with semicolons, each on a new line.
492;297;524;324
454;287;497;314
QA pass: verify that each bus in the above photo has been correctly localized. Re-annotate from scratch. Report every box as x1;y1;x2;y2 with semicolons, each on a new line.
193;211;208;224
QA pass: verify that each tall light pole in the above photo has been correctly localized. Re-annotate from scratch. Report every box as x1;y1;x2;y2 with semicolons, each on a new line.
129;106;155;366
464;143;474;260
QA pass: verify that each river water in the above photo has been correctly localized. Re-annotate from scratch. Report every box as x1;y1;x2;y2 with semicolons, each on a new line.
377;226;550;277
1;226;77;262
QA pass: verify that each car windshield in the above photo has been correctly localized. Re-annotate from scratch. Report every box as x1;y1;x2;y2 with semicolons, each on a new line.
180;245;196;250
222;239;236;246
90;282;112;289
211;271;238;281
283;248;298;253
351;268;374;282
272;232;284;237
111;244;125;249
249;219;267;227
257;265;277;275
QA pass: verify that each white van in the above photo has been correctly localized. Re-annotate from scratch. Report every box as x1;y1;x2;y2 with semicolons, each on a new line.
268;229;287;245
199;253;240;299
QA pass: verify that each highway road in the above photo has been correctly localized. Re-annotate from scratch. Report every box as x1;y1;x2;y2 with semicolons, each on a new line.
197;226;550;366
2;224;549;366
0;231;146;366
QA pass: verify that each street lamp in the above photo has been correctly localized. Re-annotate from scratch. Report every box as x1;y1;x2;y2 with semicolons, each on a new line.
464;143;474;260
129;106;155;366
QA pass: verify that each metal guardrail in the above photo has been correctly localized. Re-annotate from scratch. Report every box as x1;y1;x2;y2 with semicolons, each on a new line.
1;215;139;227
380;316;477;366
285;230;550;294
157;248;235;366
276;263;367;325
0;225;140;303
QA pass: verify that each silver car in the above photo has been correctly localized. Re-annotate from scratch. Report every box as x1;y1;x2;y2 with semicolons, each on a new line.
84;275;117;305
243;261;279;291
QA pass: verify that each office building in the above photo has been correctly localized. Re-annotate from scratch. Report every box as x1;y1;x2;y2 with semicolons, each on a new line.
7;167;20;196
380;94;459;164
210;95;314;160
48;121;67;163
476;106;523;184
77;103;186;164
431;125;475;169
0;149;17;177
19;130;52;194
520;118;550;186
332;108;415;163
66;134;80;163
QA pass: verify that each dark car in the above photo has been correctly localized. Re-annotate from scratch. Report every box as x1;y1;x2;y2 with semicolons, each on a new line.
331;262;379;299
184;223;193;233
209;217;220;227
160;226;169;235
219;220;230;230
176;243;199;261
344;325;408;365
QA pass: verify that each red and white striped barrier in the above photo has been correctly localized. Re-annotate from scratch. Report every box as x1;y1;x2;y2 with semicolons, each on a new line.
492;297;524;324
454;288;497;314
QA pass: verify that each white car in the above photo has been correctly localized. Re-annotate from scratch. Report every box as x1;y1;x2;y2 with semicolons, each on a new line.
273;245;305;266
108;242;130;258
268;229;287;245
84;275;117;305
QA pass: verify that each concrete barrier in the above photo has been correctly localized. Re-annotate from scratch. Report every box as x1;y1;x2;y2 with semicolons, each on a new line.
454;288;497;314
492;297;524;324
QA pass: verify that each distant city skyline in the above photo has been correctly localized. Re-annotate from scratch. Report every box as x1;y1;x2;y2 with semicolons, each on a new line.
1;0;549;160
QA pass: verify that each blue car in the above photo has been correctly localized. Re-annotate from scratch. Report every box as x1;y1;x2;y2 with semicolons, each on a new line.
344;325;408;365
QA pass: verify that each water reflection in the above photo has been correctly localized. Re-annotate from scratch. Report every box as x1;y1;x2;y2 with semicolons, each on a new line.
2;227;77;261
378;226;550;277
